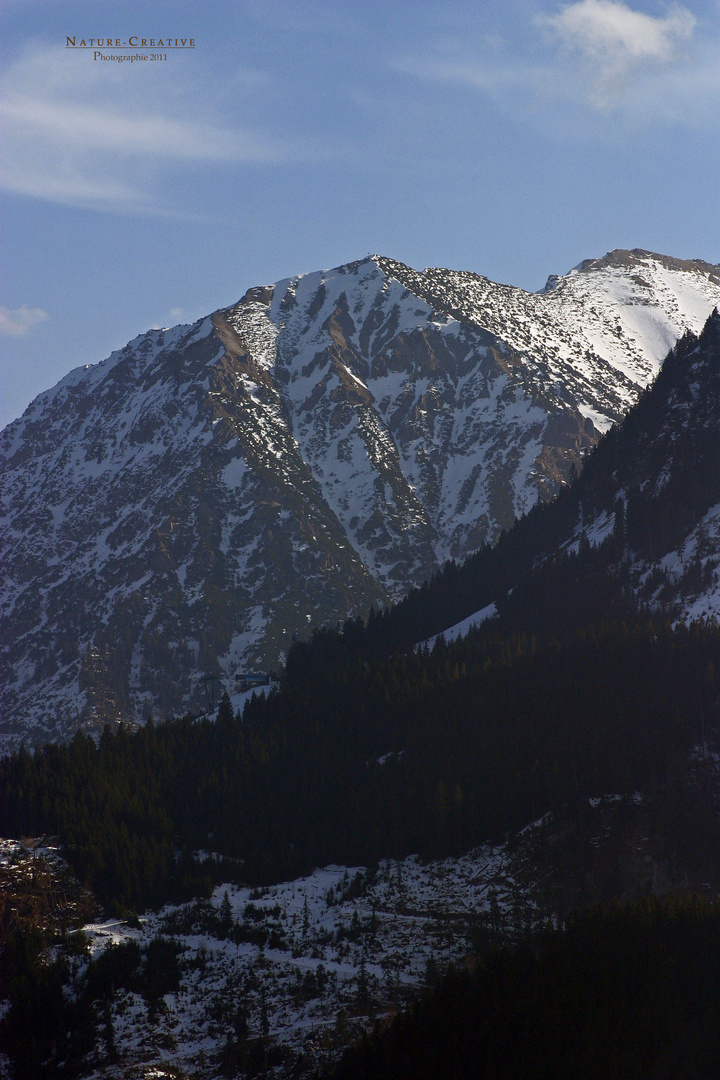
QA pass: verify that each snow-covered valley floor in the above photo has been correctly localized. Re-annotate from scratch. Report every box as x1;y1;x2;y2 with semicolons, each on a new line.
3;783;713;1079
81;842;528;1079
1;829;542;1080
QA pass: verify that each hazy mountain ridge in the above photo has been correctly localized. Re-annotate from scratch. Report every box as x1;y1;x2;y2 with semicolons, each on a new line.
2;249;720;748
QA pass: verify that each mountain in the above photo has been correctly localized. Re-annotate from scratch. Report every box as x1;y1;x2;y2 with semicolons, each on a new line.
3;316;720;1080
2;250;720;748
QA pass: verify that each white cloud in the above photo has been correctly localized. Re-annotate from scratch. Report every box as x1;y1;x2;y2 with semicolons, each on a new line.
0;43;295;215
0;306;48;337
542;1;696;104
546;0;694;62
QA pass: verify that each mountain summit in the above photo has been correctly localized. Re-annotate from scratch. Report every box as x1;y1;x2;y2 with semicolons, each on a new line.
2;250;720;747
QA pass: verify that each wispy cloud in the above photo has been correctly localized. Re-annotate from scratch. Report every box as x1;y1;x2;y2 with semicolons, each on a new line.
1;93;286;163
391;52;539;101
0;305;49;337
0;43;296;215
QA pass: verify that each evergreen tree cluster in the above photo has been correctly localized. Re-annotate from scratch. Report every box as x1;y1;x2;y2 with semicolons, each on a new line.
332;895;720;1080
0;924;96;1080
0;925;183;1079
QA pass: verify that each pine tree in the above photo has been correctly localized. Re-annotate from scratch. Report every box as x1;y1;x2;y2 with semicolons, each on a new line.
217;690;234;725
219;889;233;939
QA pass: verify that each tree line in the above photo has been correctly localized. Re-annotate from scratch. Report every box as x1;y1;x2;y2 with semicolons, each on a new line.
1;611;719;915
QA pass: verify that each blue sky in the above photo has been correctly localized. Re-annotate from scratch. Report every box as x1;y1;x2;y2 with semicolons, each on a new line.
1;0;719;429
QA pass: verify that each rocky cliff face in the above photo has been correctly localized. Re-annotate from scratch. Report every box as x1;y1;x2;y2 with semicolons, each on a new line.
2;250;720;747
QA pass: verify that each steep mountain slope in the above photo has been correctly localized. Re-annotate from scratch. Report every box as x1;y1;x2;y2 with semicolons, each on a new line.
0;318;385;747
2;251;719;747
